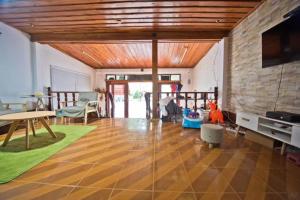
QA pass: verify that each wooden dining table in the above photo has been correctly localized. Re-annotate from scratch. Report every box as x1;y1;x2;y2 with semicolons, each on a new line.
0;111;56;150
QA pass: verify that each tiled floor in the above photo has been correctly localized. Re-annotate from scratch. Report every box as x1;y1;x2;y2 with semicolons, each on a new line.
0;118;300;200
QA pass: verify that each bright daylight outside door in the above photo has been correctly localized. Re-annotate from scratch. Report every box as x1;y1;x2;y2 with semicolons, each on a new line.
109;83;128;118
128;82;152;118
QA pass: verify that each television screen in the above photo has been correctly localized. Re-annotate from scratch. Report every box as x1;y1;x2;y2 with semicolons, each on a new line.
262;13;300;68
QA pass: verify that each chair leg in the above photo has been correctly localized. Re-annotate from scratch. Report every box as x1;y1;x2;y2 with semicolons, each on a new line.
84;113;88;125
61;117;64;124
235;125;240;137
96;110;100;118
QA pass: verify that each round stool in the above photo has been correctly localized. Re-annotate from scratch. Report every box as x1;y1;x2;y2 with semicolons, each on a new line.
201;124;224;148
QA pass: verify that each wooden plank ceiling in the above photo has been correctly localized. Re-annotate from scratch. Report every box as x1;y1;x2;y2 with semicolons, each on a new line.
51;41;214;68
0;0;264;68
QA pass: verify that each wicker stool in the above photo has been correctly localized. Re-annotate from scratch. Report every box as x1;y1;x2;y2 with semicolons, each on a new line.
201;124;224;148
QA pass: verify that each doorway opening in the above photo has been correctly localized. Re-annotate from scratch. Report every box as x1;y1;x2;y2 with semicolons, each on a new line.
108;83;128;118
128;82;152;118
106;79;181;119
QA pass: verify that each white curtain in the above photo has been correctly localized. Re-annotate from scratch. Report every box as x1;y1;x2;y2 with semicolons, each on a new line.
50;66;91;91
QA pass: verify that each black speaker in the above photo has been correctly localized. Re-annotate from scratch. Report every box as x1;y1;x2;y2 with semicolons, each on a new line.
266;111;300;123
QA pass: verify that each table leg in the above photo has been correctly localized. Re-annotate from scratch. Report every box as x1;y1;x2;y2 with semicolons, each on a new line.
40;117;57;138
235;125;241;137
29;119;36;136
280;143;286;155
26;120;30;149
2;120;20;147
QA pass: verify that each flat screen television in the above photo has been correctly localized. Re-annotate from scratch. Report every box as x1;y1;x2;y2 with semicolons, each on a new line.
262;12;300;68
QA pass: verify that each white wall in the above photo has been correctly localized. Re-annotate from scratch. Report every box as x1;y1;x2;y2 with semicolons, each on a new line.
95;68;193;91
0;22;33;101
0;22;95;102
34;43;95;92
192;38;229;109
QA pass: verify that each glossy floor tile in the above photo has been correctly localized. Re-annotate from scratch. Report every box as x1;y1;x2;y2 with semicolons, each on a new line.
0;118;300;200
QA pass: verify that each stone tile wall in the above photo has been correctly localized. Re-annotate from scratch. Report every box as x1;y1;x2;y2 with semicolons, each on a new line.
227;0;300;115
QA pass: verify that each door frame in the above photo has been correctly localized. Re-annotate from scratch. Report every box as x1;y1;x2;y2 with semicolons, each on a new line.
106;80;180;118
106;80;129;118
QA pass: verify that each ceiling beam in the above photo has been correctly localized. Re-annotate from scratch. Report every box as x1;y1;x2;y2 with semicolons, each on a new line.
31;30;228;42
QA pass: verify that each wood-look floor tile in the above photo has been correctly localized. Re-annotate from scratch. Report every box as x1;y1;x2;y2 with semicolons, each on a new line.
154;191;196;200
195;192;240;200
18;161;93;186
235;153;258;169
110;189;152;200
123;150;153;165
154;163;193;192
176;139;207;153
1;118;300;200
78;164;123;188
65;187;111;200
155;151;182;167
238;192;283;200
0;182;73;200
17;161;92;183
277;192;300;200
210;152;235;168
259;169;300;193
182;150;209;171
228;168;274;193
191;167;233;193
115;164;153;190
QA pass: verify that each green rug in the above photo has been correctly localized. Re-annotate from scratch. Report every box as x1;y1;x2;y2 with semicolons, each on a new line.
0;125;96;183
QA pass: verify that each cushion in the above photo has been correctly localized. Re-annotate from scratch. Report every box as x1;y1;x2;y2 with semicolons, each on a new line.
77;92;98;107
56;106;85;118
78;92;98;102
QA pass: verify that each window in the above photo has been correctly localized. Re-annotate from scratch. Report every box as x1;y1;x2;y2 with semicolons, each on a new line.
50;66;91;91
106;74;116;80
171;74;180;81
106;74;181;81
116;75;127;80
160;75;170;81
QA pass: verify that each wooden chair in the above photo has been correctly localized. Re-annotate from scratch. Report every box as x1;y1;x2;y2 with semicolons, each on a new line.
56;92;100;125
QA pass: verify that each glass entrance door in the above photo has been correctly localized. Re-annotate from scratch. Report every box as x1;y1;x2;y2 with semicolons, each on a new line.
128;82;152;118
108;83;128;118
